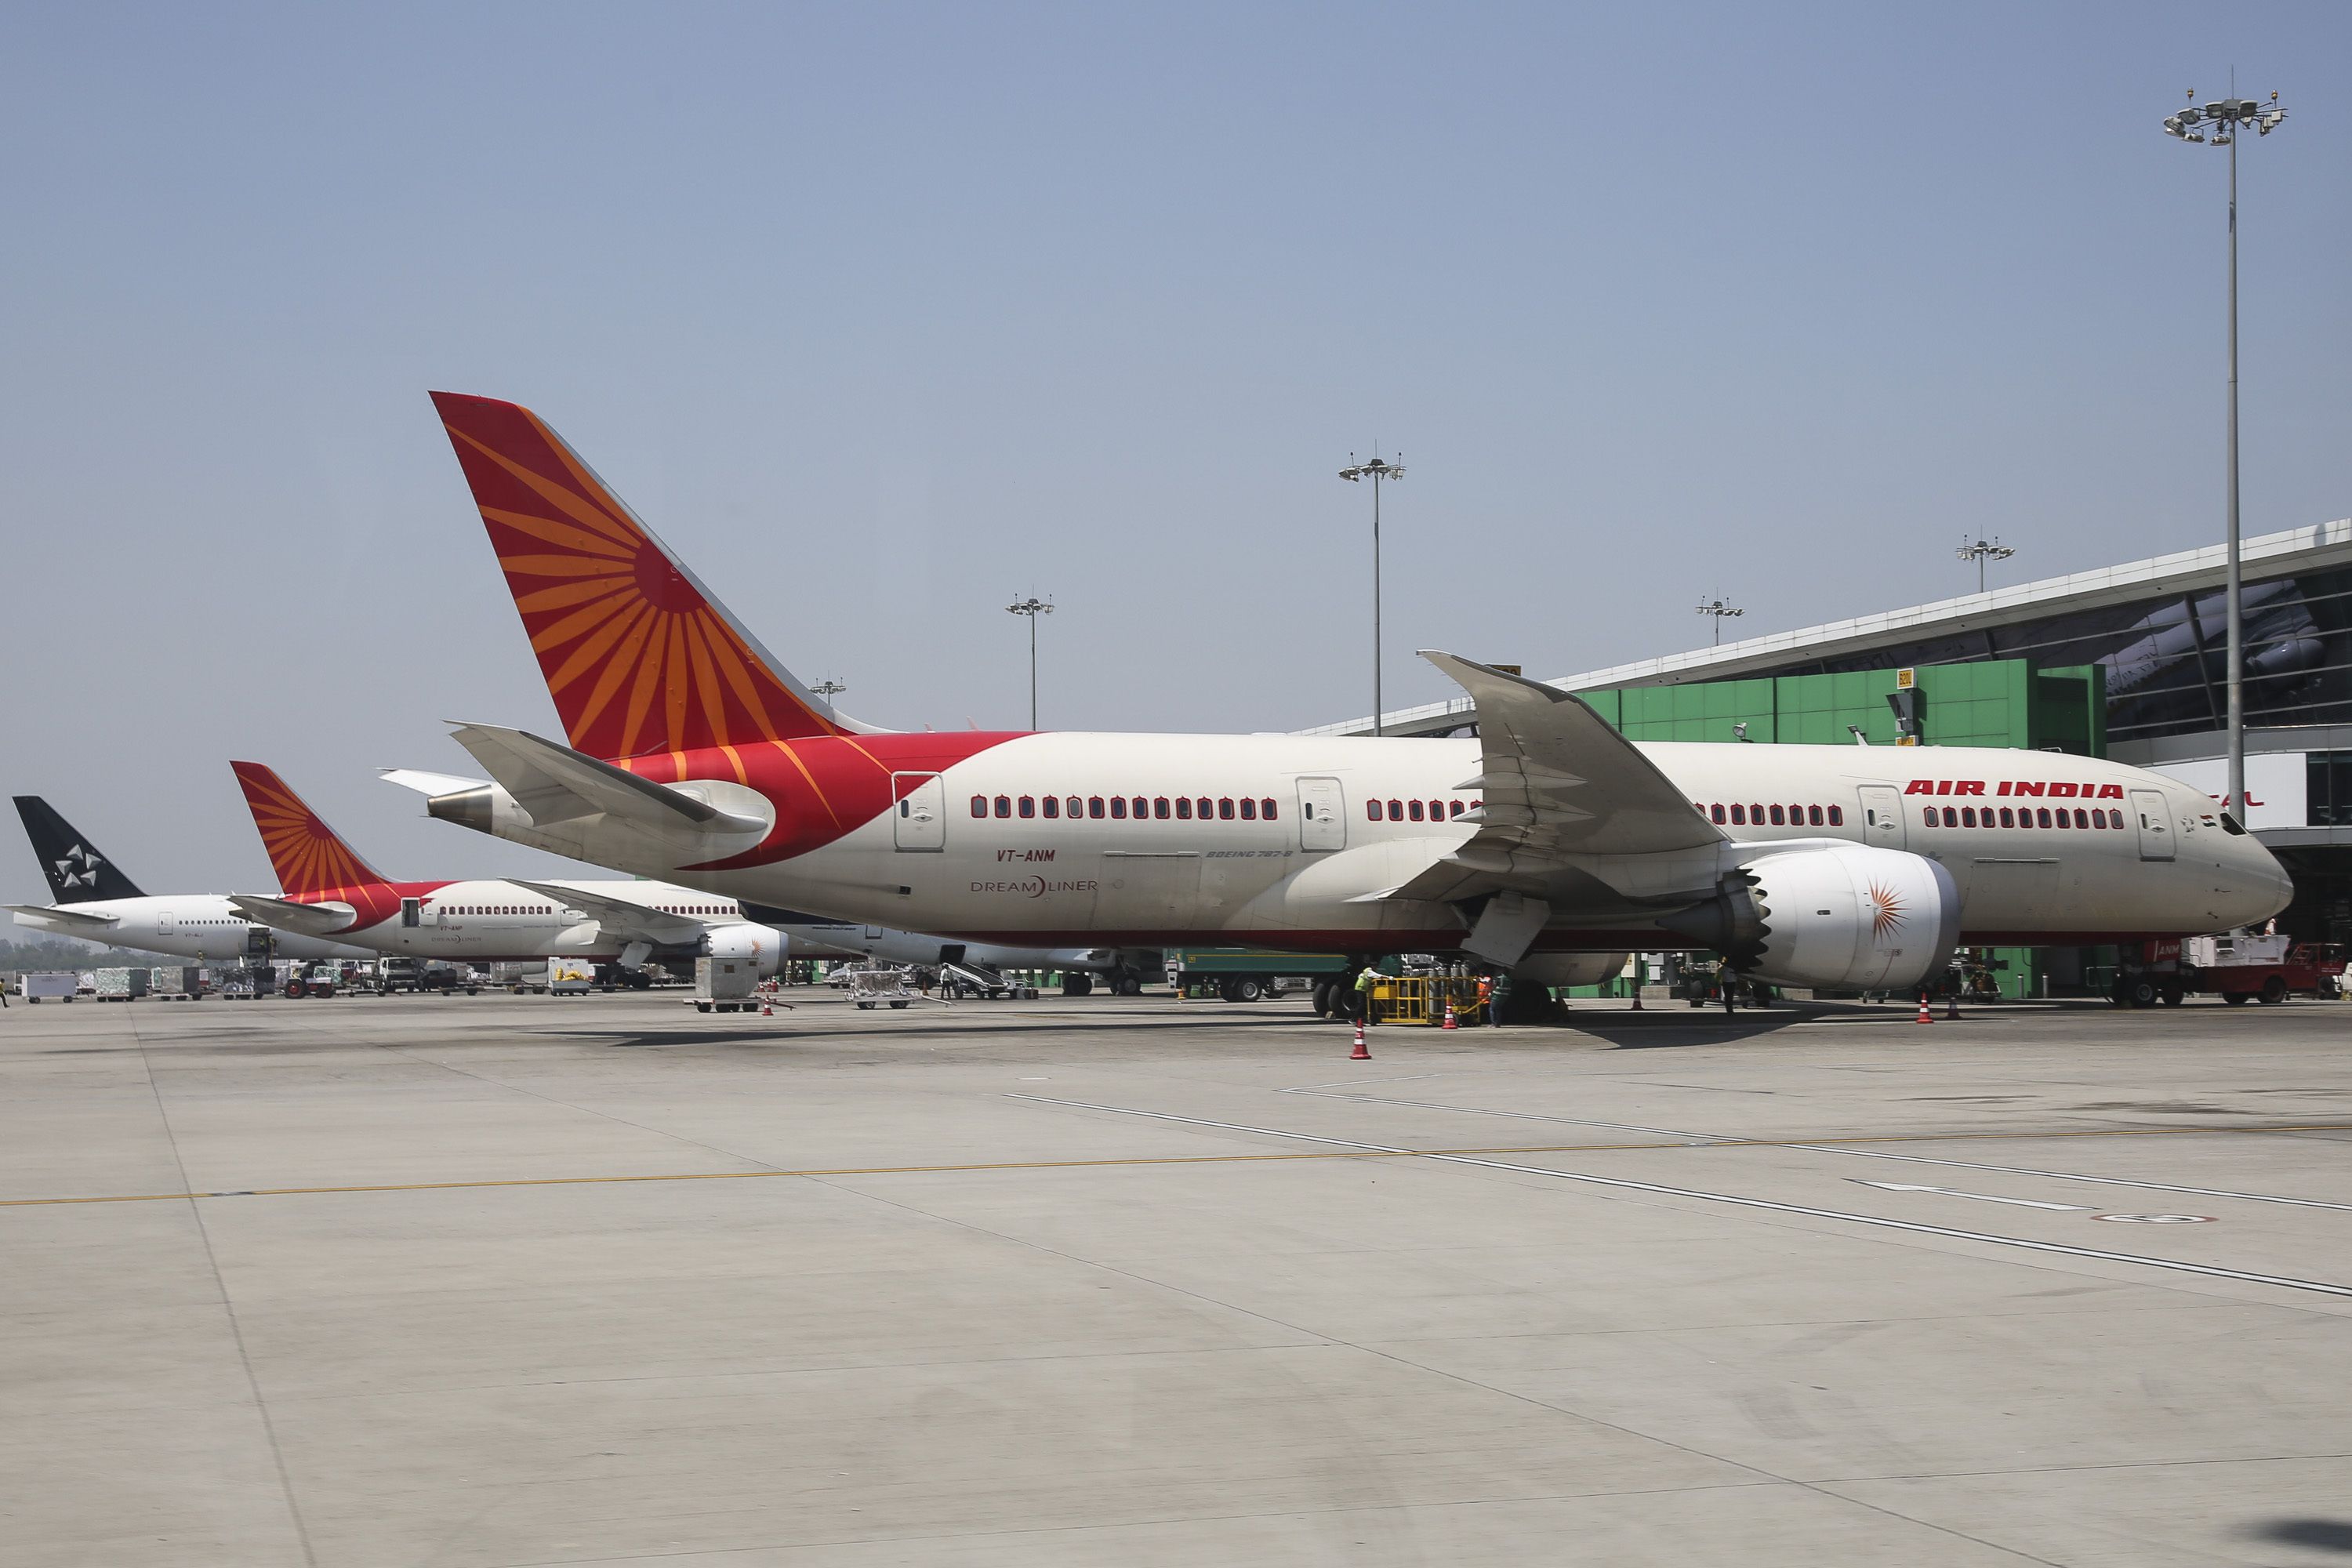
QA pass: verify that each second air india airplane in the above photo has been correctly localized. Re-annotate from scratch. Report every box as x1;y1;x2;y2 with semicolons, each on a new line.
399;392;2293;998
227;761;791;981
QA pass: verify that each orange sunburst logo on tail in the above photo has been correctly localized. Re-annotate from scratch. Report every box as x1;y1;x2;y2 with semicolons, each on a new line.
230;763;387;899
430;392;844;760
1867;881;1907;942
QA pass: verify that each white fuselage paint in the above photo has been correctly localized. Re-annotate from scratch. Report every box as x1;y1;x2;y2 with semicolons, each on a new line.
11;896;372;962
269;879;771;964
466;736;2295;951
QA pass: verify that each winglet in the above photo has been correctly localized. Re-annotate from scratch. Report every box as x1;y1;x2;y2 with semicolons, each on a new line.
230;763;391;898
429;391;874;757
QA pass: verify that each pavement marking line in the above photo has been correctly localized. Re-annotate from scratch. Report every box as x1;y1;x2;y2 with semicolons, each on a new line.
1287;1089;2352;1212
1007;1094;2352;1300
7;1120;2352;1210
1795;1142;2352;1214
1853;1180;2092;1212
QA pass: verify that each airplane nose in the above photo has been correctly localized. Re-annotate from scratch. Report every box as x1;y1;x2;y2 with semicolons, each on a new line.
2227;844;2296;928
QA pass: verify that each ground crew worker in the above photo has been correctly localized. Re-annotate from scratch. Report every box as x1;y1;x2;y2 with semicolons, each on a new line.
1353;964;1380;1025
1489;971;1512;1027
1475;973;1493;1025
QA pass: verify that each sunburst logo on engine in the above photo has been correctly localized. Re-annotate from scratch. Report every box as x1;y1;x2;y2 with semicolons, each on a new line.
1867;881;1907;941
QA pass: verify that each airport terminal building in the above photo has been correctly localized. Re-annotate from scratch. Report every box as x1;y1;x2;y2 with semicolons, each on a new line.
1305;520;2352;987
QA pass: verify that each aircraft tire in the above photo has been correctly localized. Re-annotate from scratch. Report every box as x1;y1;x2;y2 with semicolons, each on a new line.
1115;975;1143;996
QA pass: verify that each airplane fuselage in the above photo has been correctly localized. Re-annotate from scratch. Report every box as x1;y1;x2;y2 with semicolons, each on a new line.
10;896;372;962
435;732;2293;953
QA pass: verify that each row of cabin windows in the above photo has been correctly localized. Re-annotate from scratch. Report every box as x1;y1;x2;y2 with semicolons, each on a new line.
973;794;1279;822
1922;805;2122;831
1701;802;1846;828
441;902;731;916
1369;798;1475;822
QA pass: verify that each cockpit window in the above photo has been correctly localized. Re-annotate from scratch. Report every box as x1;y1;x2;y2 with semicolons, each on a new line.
2219;811;2249;837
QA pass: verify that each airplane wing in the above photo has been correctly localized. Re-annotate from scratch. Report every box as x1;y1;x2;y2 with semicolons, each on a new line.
445;724;769;837
379;768;487;798
229;894;358;935
506;880;709;942
5;903;118;931
1392;651;1725;905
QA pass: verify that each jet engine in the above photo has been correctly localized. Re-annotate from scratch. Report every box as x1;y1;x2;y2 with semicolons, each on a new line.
1661;845;1959;993
702;921;784;978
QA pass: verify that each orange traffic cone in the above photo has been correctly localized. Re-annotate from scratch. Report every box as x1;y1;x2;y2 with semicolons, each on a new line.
1442;1001;1457;1030
1351;1019;1371;1059
1915;993;1933;1024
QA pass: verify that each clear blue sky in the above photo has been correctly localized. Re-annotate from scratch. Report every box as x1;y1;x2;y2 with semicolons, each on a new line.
4;2;2347;897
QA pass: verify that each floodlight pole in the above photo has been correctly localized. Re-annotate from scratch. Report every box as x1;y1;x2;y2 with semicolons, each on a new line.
810;678;847;723
1339;453;1404;735
1695;597;1744;647
2225;119;2243;821
2165;86;2286;820
1956;537;2015;595
1006;597;1052;730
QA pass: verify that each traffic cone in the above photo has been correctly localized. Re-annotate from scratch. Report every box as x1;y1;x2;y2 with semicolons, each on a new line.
1442;1002;1457;1030
760;1000;772;1017
1351;1019;1370;1059
1915;993;1933;1024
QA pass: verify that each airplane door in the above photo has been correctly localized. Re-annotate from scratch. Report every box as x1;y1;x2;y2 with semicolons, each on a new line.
401;898;421;928
893;774;946;851
1857;786;1906;851
2129;789;2175;861
157;909;175;935
1297;777;1346;851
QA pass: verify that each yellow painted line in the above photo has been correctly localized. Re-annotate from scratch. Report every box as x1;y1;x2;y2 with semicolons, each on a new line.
2;1120;2348;1209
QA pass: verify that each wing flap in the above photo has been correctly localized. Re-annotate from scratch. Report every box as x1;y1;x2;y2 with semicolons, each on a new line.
228;894;358;935
445;724;769;837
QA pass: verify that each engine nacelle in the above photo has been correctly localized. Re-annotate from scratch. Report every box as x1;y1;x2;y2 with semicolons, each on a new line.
1662;845;1959;993
702;922;784;977
1514;953;1632;989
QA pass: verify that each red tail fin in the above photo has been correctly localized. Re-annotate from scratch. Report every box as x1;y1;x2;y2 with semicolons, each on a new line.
230;763;389;898
429;391;850;759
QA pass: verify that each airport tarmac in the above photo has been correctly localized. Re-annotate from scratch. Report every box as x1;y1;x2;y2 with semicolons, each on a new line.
6;989;2352;1566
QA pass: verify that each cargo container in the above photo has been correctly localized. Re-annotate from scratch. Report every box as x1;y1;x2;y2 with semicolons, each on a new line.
20;971;78;1002
94;967;150;1001
148;966;203;1000
693;956;759;1013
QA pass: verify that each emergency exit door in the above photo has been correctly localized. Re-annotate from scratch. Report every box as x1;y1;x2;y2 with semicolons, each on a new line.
893;773;946;851
1296;777;1346;851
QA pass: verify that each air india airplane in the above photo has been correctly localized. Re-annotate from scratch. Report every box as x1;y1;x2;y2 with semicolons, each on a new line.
225;761;788;982
397;392;2293;998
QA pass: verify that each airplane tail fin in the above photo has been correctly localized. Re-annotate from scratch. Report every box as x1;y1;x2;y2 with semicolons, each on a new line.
428;391;864;759
13;797;146;902
230;764;391;898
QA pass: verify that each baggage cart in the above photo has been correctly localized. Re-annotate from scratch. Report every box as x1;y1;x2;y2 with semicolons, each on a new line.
547;957;594;996
844;967;922;1010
